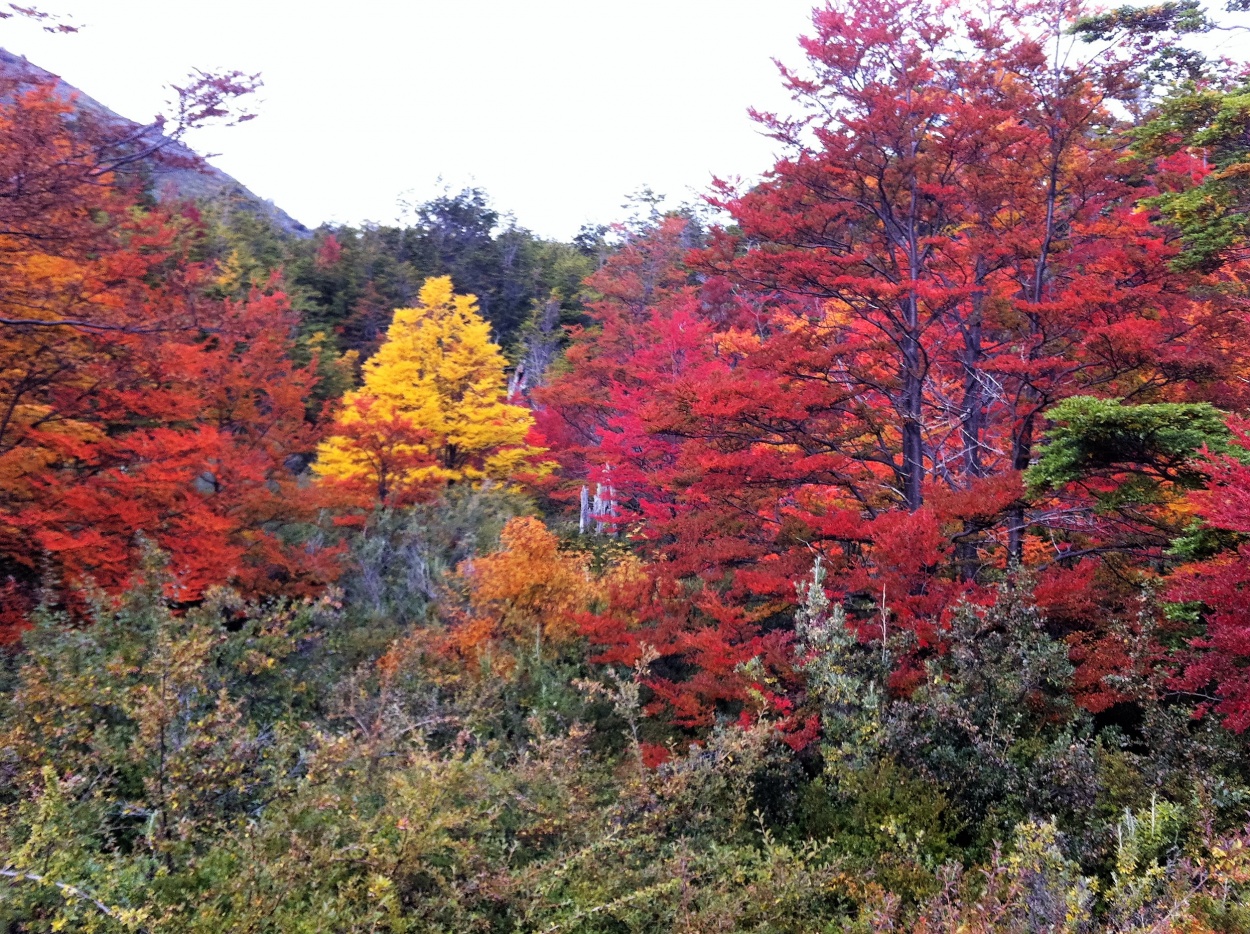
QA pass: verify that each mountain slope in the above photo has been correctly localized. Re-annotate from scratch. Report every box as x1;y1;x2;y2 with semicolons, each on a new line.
0;46;309;237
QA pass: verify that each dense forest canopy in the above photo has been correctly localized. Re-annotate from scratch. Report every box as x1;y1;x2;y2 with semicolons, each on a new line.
7;0;1250;930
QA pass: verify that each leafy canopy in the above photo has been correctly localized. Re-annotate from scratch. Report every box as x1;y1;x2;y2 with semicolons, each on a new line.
315;276;543;496
1027;396;1233;493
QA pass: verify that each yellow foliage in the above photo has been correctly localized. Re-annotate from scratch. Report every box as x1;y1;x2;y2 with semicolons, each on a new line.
712;327;763;358
314;276;544;491
0;405;103;500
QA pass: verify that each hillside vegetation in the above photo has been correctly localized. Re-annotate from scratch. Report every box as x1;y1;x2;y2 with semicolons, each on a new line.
7;0;1250;930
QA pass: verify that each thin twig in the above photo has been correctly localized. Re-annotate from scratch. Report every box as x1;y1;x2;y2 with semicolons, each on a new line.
0;867;147;931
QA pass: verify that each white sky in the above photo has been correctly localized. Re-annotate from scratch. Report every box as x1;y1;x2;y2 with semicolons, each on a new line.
2;1;819;239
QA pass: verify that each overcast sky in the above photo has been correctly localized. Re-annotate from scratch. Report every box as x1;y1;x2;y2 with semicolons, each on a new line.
2;1;819;238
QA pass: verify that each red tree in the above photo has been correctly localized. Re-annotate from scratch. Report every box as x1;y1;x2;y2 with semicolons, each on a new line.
0;67;327;617
538;0;1243;726
14;279;338;604
1171;422;1250;731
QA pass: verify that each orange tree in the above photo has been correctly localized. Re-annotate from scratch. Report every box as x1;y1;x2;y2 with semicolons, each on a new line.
0;76;334;622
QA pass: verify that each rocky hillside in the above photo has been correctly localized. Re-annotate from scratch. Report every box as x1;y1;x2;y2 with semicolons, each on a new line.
0;46;309;237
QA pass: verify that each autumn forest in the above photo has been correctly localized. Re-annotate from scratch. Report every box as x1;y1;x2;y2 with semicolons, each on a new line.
6;0;1250;930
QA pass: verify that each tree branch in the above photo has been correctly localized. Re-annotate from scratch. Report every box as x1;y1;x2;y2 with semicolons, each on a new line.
0;867;147;931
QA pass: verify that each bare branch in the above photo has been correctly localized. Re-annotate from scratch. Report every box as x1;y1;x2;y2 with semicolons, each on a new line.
0;867;146;931
0;3;80;33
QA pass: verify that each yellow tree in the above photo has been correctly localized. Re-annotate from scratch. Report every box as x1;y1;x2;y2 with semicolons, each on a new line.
314;276;542;495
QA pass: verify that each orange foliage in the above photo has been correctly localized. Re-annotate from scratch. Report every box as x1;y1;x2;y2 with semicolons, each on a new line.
311;394;437;509
451;517;596;661
0;75;338;613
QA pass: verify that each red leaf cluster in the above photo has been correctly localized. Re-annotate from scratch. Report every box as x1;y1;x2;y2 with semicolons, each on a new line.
537;0;1247;726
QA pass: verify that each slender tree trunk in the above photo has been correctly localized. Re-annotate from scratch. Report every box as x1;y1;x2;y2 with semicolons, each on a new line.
1008;124;1062;565
956;268;988;580
901;332;925;512
900;146;926;513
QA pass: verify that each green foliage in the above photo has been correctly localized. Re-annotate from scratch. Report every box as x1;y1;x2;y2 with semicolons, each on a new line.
1071;0;1222;91
0;601;855;932
194;185;596;382
346;484;535;630
794;558;886;765
1136;79;1250;270
197;192;294;298
1072;0;1213;43
0;552;343;931
1166;517;1245;563
884;590;1096;859
4;547;1250;930
287;188;594;352
1026;396;1232;493
797;567;1098;866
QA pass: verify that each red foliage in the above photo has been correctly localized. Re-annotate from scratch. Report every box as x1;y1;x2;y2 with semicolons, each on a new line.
315;233;344;270
12;282;338;603
638;742;673;769
0;578;33;646
1171;423;1250;731
0;78;338;612
539;0;1240;727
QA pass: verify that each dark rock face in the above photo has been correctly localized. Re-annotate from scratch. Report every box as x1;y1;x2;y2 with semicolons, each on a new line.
0;46;309;237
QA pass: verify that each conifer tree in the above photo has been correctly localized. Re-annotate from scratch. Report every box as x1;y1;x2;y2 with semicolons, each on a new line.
315;276;540;497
